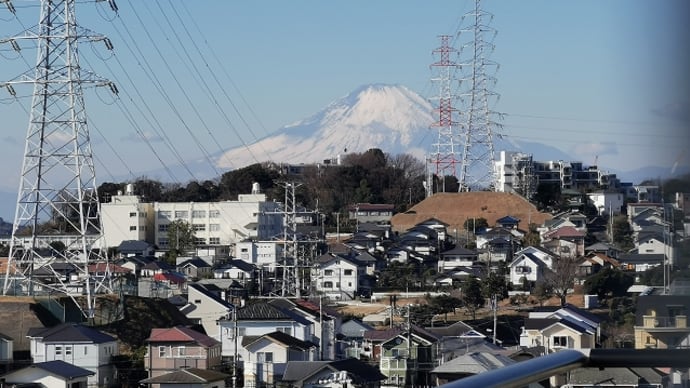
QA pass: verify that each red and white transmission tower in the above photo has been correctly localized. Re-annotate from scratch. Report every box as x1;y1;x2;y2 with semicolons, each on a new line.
0;0;117;318
426;35;461;197
456;0;503;191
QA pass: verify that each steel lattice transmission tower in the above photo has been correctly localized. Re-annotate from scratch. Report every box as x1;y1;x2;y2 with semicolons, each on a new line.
456;0;503;191
426;35;461;197
1;0;116;318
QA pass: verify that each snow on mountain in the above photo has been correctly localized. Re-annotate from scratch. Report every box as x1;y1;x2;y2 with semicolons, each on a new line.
216;84;434;169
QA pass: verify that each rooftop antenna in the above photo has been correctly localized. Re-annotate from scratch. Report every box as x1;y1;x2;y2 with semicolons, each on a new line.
1;0;117;319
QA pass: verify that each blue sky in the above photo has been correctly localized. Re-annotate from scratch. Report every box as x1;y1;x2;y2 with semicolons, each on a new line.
0;0;688;207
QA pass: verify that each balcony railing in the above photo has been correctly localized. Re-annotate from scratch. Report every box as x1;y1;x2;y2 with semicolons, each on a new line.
642;315;688;329
439;348;690;388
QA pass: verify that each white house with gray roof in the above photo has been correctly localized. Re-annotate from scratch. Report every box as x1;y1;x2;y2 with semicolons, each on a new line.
27;323;119;388
184;283;234;339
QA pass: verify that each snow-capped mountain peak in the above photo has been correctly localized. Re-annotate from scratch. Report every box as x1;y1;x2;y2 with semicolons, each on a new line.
216;83;434;169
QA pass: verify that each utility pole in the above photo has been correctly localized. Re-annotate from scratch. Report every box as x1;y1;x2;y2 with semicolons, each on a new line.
1;0;117;319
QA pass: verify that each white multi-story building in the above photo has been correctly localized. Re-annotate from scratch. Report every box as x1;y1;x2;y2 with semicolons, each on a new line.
154;193;283;249
100;186;284;250
494;150;620;196
100;184;155;248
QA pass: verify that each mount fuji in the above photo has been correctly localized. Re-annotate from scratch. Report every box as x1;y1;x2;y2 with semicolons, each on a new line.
214;83;570;170
216;84;437;169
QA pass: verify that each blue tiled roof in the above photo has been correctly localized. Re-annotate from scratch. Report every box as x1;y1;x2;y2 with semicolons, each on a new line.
32;360;94;379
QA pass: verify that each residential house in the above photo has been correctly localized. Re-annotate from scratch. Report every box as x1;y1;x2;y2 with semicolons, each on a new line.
578;252;620;277
212;259;257;282
520;304;602;353
0;360;94;388
144;326;222;379
495;215;521;229
414;218;449;242
563;366;665;387
587;191;625;216
141;260;175;277
270;298;342;361
430;352;516;386
217;301;314;374
519;318;597;353
139;368;229;388
348;203;395;224
584;242;621;259
118;240;156;258
312;253;363;301
437;246;477;273
234;239;282;268
371;326;439;388
508;252;551;288
138;272;187;298
177;257;213;279
243;331;317;387
338;319;374;359
618;253;665;272
634;293;690;350
184;283;234;338
281;358;386;388
117;255;155;277
541;226;585;259
27;323;119;388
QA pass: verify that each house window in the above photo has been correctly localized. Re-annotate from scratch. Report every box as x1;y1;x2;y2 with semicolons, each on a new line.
277;327;292;336
209;237;220;245
129;225;137;231
210;224;221;231
553;336;568;347
257;352;273;363
159;346;168;358
192;210;206;218
175;346;186;357
158;210;172;219
55;345;62;356
159;224;169;232
344;269;353;276
238;328;246;336
194;237;206;245
323;281;333;289
194;299;202;304
324;269;334;276
175;210;189;218
193;224;206;231
65;346;72;356
209;210;220;218
158;238;168;247
129;212;137;217
84;347;88;355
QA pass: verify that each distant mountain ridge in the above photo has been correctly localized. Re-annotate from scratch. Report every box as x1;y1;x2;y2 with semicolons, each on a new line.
216;84;433;169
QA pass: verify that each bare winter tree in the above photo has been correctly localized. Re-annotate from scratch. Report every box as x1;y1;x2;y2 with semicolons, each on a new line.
543;256;581;306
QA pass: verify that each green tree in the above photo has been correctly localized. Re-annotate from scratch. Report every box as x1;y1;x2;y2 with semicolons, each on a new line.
482;272;509;301
463;217;488;233
533;280;553;306
429;294;463;322
522;223;541;247
583;268;635;299
461;277;485;319
611;215;634;250
166;219;196;262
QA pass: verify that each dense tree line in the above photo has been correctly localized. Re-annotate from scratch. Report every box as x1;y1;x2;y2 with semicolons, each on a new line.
97;149;438;228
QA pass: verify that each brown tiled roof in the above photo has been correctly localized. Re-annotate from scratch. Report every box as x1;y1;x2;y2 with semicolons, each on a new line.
147;326;219;347
391;192;551;233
